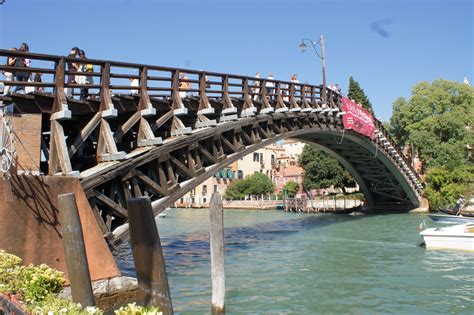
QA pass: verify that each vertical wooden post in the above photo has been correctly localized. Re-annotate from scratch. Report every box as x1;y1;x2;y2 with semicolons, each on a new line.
58;193;95;307
127;197;173;315
209;193;225;314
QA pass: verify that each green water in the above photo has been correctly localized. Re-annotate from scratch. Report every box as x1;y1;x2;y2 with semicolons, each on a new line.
115;209;474;314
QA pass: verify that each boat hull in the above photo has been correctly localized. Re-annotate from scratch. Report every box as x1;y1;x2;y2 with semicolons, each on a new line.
420;225;474;251
428;214;474;225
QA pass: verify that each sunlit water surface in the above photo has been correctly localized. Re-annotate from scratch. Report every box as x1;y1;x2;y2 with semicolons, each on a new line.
114;209;474;314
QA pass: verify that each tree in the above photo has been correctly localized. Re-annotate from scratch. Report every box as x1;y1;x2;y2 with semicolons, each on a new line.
283;181;299;198
423;164;474;208
389;79;474;208
244;172;274;196
224;172;274;200
389;79;473;168
347;76;373;113
298;145;356;192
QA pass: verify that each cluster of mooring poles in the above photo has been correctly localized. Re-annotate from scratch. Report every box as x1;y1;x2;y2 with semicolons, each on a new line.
58;192;226;314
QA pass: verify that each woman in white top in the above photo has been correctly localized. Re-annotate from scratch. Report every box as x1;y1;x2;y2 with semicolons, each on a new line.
265;73;275;100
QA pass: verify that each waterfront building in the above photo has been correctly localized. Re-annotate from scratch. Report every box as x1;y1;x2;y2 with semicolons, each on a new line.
176;141;300;207
273;164;304;194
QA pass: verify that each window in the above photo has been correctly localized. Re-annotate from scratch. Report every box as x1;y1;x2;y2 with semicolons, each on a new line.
214;185;218;193
203;197;207;204
202;185;207;196
260;153;263;162
238;170;244;179
253;153;259;162
271;154;276;164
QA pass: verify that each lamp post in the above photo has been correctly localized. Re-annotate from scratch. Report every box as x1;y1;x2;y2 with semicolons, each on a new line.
299;34;327;106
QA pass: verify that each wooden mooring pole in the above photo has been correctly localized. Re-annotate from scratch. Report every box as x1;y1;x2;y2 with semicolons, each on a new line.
58;193;95;308
127;197;173;315
209;193;225;314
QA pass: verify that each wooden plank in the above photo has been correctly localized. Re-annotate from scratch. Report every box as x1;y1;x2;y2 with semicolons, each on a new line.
88;198;111;236
127;197;173;314
170;154;195;178
58;193;95;307
136;169;169;196
151;110;174;132
198;144;219;164
94;190;129;218
52;120;73;174
114;111;141;141
69;112;101;156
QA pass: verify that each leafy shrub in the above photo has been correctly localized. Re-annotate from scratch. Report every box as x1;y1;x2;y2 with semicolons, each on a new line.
0;250;23;293
115;302;162;315
20;264;66;303
29;294;83;314
424;165;473;209
0;250;22;273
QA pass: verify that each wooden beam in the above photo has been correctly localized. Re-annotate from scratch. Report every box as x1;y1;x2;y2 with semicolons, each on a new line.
127;197;173;314
94;190;129;218
69;112;101;156
135;169;169;196
209;193;225;315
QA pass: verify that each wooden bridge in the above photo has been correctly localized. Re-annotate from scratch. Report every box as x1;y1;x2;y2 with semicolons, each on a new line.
0;50;424;249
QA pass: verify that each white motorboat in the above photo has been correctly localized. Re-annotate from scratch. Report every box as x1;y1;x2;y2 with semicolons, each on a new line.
420;223;474;251
157;213;166;218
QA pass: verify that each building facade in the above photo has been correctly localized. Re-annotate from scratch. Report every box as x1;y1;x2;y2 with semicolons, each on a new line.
175;140;303;207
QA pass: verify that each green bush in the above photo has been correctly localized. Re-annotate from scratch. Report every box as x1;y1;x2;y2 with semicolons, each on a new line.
0;250;23;294
424;165;473;209
0;250;22;273
0;250;161;315
20;264;66;303
115;302;162;315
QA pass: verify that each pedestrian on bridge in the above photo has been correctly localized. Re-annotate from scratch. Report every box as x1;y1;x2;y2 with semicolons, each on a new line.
2;48;16;95
66;47;79;97
14;43;30;93
252;72;261;101
266;73;275;100
179;72;191;98
77;50;93;100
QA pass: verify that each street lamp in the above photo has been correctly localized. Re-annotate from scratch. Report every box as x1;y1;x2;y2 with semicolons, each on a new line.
299;35;327;107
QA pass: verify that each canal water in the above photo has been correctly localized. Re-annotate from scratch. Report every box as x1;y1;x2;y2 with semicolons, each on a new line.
114;209;474;314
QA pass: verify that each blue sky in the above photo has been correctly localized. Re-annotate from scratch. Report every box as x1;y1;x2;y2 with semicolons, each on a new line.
1;0;472;120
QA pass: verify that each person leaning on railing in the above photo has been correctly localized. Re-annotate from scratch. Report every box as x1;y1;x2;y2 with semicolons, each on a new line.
2;47;17;95
14;43;31;93
77;50;93;100
66;47;79;97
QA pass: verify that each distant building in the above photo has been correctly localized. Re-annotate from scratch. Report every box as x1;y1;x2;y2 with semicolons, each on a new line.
176;141;303;207
273;164;304;194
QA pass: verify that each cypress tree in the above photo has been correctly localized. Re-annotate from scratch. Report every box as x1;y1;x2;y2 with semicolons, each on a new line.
347;76;373;113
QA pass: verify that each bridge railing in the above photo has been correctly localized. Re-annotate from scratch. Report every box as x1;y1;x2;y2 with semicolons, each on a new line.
0;49;342;112
373;119;422;184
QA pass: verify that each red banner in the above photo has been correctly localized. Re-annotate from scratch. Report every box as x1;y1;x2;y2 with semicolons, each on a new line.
342;97;375;139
